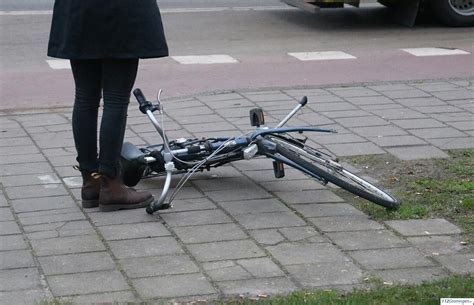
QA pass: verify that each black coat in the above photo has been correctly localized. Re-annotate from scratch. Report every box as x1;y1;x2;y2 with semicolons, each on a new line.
48;0;169;59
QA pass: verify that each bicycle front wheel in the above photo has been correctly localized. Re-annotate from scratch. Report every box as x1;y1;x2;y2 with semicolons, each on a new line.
271;137;400;210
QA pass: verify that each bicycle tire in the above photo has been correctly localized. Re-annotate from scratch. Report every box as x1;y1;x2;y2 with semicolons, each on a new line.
272;138;400;209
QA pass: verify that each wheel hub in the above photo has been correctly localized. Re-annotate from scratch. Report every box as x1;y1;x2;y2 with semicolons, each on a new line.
449;0;474;15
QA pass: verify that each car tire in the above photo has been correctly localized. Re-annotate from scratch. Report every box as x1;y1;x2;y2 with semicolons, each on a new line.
430;0;474;26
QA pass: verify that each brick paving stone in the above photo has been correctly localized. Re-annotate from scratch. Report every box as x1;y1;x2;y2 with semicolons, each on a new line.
408;235;467;256
12;196;77;213
0;194;7;207
87;209;155;226
435;253;474;274
374;267;449;285
203;261;253;281
385;219;462;236
244;168;307;182
286;261;363;288
308;216;385;232
275;190;344;204
368;84;414;91
47;270;129;297
431;112;473;123
328;87;380;98
0;289;48;305
133;273;216;299
238;257;286;278
349;248;435;270
0;153;45;165
0;250;35;269
345;96;395;105
409;127;467;139
219;199;291;215
193;177;257;192
98;222;171;240
0;173;62;187
232;158;274;171
397;97;448;107
0;221;21;235
325;142;386;156
30;235;106;256
391;118;446;129
120;255;199;278
205;187;271;202
0;208;14;221
429;137;474;149
352;125;408;137
326;230;408;250
383;89;431;99
18;210;85;226
158;197;218;213
166;106;213;117
322;110;370;119
279;227;326;243
308;133;366;145
25;220;94;238
108;237;184;259
369;135;427;147
447;121;474;131
160;209;232;227
0;137;34;147
412;82;460;92
308;102;358;112
188;240;265;262
335;116;389;128
38;252;115;275
5;184;68;200
234;212;306;230
216;277;297;297
260;179;326;192
0;268;42;291
414;105;464;114
0;162;53;176
174;223;247;244
248;229;285;245
386;146;449;160
431;89;473;100
62;291;138;304
267;242;350;265
0;235;28;251
371;109;427;120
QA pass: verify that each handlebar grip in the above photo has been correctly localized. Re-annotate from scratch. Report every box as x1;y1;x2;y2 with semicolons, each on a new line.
299;96;308;107
133;88;148;107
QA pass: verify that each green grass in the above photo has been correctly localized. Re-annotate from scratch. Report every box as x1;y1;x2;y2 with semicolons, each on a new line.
220;275;473;305
346;149;474;239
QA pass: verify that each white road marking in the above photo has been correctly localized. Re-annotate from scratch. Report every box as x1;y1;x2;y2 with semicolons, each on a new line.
172;54;239;65
402;47;470;57
0;6;293;16
288;51;357;61
46;59;71;70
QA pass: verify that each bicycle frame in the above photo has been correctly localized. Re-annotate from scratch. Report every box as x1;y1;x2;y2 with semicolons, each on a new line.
131;89;336;213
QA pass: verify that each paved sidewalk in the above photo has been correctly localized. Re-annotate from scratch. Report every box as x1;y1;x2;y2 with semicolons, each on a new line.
0;78;473;304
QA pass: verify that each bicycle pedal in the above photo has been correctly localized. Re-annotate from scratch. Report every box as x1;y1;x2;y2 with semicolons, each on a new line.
273;161;285;178
249;108;265;127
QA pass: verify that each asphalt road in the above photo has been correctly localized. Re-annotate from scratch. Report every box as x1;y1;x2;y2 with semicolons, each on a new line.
0;1;472;110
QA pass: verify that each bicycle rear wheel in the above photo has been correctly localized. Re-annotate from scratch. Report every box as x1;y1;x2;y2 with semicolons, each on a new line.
271;137;400;209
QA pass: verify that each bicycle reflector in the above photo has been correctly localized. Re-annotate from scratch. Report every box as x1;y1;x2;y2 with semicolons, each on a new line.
273;161;285;178
250;108;265;127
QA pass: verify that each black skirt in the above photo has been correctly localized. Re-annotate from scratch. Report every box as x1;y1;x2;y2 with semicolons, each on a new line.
47;0;169;59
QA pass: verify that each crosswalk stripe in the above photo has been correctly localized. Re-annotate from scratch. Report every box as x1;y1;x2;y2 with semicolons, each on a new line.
401;47;470;57
46;60;71;70
288;51;357;61
171;55;239;65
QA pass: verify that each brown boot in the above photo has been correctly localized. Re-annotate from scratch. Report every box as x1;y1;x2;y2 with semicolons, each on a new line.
75;166;101;208
98;175;154;212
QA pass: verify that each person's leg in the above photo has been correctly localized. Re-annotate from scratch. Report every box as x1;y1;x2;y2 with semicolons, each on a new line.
98;58;138;177
70;59;102;172
97;58;153;212
70;60;103;208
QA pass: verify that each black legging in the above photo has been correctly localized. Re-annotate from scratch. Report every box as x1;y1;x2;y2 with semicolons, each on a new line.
70;59;139;177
